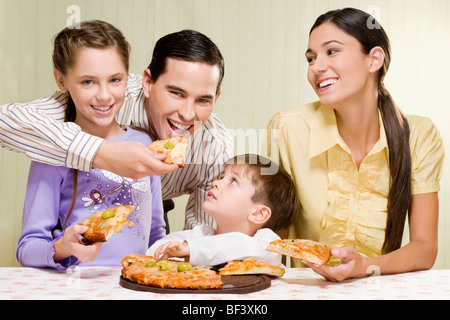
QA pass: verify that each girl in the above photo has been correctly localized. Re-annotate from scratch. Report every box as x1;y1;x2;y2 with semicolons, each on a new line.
17;20;165;270
264;8;444;281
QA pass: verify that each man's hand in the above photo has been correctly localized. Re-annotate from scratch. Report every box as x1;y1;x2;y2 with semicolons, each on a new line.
93;140;178;179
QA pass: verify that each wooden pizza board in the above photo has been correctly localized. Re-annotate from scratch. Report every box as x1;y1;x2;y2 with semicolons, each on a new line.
119;274;271;294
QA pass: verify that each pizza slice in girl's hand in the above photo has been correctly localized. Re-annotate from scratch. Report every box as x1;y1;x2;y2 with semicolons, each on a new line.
148;137;187;167
218;257;285;277
266;239;332;266
79;205;134;243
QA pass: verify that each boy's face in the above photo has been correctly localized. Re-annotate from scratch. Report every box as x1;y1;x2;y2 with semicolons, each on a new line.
202;166;260;231
142;58;221;140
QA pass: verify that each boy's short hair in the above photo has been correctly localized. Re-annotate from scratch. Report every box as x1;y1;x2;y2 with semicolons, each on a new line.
224;154;299;232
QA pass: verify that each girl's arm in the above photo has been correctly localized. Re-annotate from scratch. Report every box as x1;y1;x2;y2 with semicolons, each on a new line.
16;162;70;269
306;192;439;281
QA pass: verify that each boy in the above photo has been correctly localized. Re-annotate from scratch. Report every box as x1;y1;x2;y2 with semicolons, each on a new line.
147;154;299;267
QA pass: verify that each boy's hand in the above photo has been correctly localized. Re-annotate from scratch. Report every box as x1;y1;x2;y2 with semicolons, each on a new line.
153;241;190;260
53;224;103;263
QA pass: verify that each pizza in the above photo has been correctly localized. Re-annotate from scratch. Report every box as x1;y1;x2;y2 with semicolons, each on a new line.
121;254;223;290
266;239;332;266
148;137;187;167
79;205;134;243
218;257;285;277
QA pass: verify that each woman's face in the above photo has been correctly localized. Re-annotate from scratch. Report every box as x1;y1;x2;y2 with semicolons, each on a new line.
305;22;375;108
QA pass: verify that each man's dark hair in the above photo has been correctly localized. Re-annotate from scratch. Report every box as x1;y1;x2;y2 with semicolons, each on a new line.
148;30;225;94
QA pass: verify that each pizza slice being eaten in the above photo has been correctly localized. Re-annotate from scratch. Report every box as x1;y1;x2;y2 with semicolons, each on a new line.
148;137;187;167
266;239;332;266
218;257;285;277
79;205;134;243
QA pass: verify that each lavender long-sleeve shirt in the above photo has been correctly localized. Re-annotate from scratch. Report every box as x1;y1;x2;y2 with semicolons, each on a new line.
17;127;166;270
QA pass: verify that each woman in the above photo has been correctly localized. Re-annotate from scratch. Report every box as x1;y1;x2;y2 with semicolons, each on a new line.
263;8;444;281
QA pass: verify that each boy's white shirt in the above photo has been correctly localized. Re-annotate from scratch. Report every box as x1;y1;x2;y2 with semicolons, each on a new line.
146;225;282;267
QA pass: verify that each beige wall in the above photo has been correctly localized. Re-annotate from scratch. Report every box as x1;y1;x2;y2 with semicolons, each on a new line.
1;0;449;268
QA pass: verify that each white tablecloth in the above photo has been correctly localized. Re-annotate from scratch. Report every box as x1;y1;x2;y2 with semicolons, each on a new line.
1;267;449;300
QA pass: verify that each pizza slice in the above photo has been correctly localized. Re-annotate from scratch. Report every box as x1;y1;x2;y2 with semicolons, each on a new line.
79;205;134;243
218;257;285;277
148;137;188;167
266;239;332;266
121;253;153;267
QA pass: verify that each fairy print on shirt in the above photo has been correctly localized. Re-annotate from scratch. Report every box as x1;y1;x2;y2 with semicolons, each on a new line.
79;169;151;240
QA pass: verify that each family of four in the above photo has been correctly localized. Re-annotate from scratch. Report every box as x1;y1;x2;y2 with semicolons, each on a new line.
0;8;444;282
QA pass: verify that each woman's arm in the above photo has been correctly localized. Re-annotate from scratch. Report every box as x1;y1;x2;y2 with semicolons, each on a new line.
307;192;439;281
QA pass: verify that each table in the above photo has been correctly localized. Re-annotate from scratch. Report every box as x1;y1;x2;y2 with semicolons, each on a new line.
1;267;450;300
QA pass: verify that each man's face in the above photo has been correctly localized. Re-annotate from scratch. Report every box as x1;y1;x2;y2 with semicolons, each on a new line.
143;58;221;140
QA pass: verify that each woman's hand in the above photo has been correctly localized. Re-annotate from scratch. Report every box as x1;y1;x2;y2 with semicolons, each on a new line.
304;247;371;282
53;224;103;263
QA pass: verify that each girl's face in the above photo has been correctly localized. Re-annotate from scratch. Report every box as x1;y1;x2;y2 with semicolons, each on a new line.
54;47;128;138
305;22;374;108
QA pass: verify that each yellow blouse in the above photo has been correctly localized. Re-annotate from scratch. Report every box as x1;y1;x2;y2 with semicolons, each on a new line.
263;102;445;266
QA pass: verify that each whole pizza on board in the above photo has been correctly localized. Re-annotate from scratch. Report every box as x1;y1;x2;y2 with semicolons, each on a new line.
121;254;223;290
120;254;285;291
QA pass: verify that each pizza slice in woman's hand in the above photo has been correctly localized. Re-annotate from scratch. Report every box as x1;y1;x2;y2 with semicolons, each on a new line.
266;239;332;266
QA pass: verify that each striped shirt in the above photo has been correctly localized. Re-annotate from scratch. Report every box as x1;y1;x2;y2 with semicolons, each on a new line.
0;74;235;229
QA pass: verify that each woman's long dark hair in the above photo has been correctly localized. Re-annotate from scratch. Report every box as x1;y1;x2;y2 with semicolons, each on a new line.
310;8;411;254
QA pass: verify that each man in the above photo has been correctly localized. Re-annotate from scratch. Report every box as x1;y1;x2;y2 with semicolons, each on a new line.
0;29;234;230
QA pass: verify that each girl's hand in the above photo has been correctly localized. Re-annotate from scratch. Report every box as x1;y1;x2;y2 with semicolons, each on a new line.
303;247;371;282
54;224;103;263
153;241;190;260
